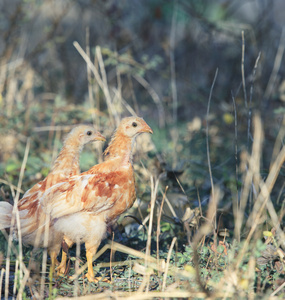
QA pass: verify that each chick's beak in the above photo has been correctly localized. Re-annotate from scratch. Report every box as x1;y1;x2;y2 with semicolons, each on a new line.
95;132;106;142
142;122;153;134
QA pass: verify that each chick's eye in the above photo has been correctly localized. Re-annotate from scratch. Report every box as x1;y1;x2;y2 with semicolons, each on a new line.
132;122;137;127
86;131;92;136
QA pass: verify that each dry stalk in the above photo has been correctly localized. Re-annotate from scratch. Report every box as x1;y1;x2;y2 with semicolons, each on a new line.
73;41;116;127
192;185;221;298
5;138;30;300
133;74;165;128
236;143;285;269
264;27;285;101
110;232;115;283
231;92;240;241
113;90;137;116
206;68;219;248
51;129;61;168
74;238;80;297
170;1;178;124
13;259;19;298
241;31;248;109
95;46;120;126
156;186;168;263
0;179;24;194
55;289;213;300
0;268;5;299
162;237;177;291
271;116;285;169
115;54;123;118
248;52;261;148
266;197;285;250
144;175;160;292
271;281;285;297
33;125;75;132
86;27;97;126
236;114;263;238
160;188;178;219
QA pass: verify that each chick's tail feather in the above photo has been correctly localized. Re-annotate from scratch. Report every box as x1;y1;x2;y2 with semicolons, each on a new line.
0;202;13;230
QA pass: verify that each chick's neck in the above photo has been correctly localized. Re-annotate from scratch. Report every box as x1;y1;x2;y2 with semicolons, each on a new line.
104;134;134;165
51;137;83;176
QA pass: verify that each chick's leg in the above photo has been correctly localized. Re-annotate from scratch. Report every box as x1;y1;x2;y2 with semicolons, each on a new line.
85;241;109;283
85;242;99;282
57;236;74;276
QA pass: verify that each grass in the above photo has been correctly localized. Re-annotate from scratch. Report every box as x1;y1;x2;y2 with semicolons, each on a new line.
0;41;285;300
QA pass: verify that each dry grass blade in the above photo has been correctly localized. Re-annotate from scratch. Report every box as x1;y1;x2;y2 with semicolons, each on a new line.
0;268;5;299
206;68;219;214
192;186;221;298
236;114;263;239
0;179;24;194
170;2;178;124
95;46;120;126
55;290;212;300
264;27;285;101
143;175;159;292
5;138;30;300
73;41;117;127
236;142;285;269
133;74;165;128
156;186;168;262
271;281;285;297
241;30;248;109
162;236;177;291
271;116;285;168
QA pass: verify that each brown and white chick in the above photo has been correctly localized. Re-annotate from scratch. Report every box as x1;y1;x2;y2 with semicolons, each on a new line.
38;117;153;282
0;125;106;273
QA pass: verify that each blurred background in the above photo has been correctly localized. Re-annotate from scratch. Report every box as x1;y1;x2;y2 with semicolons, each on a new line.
0;0;284;227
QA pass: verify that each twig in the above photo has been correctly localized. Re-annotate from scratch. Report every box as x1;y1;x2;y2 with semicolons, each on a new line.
0;268;5;299
6;138;30;300
73;41;116;127
0;179;24;194
271;280;285;297
236;143;285;269
55;290;215;300
241;31;248;109
264;27;285;101
74;238;80;297
248;52;261;147
33;125;75;132
206;68;218;234
13;260;19;298
231;91;240;242
96;46;120;126
133;74;165;128
162;237;177;291
271;116;285;170
237;115;263;242
170;1;178;124
86;27;96;126
145;175;160;292
110;232;115;283
156;186;168;262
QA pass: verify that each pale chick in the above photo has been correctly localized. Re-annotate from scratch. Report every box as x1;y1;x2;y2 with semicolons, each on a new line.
38;117;153;282
0;125;106;273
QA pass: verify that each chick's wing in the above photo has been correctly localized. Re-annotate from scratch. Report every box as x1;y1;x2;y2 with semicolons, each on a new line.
40;171;127;221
